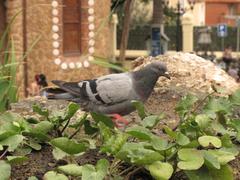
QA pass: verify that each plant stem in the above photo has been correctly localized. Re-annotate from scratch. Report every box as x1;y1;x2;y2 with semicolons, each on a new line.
119;165;136;176
60;118;71;136
0;148;8;159
191;91;215;114
69;113;88;139
125;166;143;179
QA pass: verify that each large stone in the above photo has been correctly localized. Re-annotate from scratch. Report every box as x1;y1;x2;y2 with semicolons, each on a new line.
133;52;240;96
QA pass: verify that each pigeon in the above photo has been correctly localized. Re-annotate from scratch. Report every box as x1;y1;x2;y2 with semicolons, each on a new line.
47;61;170;125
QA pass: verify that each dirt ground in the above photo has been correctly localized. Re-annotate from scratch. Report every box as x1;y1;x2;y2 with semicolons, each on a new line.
9;87;240;180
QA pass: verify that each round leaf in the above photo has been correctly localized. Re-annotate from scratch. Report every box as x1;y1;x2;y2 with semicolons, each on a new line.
198;136;222;148
203;150;220;169
208;149;235;165
176;133;190;146
141;115;163;129
0;160;11;180
43;171;68;180
50;137;88;155
177;148;204;170
147;161;173;180
7;156;28;165
151;136;169;151
126;126;152;140
195;114;211;129
57;164;82;176
0;134;24;151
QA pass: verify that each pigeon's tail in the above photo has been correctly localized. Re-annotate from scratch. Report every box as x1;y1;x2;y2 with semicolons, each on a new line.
44;87;75;100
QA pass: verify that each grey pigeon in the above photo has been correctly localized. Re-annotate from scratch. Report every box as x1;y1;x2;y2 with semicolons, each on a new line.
47;61;170;115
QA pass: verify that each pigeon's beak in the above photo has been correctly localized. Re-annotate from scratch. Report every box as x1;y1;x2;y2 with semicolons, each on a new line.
163;72;171;79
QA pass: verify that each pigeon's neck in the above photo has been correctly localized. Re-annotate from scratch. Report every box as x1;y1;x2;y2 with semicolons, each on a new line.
132;67;159;101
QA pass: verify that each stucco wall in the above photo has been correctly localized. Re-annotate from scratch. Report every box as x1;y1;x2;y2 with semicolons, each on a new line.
6;0;25;97
7;0;112;97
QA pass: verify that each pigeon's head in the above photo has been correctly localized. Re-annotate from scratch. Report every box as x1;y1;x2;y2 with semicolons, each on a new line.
149;61;170;79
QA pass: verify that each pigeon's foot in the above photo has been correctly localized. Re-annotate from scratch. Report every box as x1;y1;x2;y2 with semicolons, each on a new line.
110;114;129;129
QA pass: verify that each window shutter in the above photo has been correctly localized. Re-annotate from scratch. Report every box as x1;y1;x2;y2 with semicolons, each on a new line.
63;0;81;55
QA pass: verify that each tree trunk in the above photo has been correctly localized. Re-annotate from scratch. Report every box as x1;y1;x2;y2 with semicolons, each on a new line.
152;0;164;25
119;0;135;62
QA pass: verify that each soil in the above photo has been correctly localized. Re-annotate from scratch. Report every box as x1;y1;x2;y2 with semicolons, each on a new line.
9;88;240;180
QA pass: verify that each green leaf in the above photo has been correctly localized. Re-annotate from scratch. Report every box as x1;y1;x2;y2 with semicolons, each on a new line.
0;134;24;151
13;147;32;156
163;126;177;139
185;165;233;180
195;114;211;130
91;112;114;128
101;131;128;154
28;176;38;180
43;171;68;180
6;155;28;165
203;97;232;115
126;125;153;140
207;149;235;165
0;160;11;180
82;159;109;180
91;58;127;72
177;148;204;170
96;159;109;178
52;147;68;160
220;134;233;148
57;164;82;176
0;80;9;96
176;132;190;146
198;136;222;148
32;121;54;134
203;150;220;169
116;142;164;164
0;111;24;124
175;94;198;119
131;100;146;119
130;149;164;165
63;102;80;120
83;120;99;135
151;136;169;151
26;140;42;150
229;89;240;105
228;119;240;141
32;104;49;118
147;161;173;180
50;137;88;155
0;131;18;141
141;115;164;129
210;165;233;180
98;122;112;141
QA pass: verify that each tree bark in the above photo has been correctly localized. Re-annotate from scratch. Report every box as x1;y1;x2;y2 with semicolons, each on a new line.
152;0;164;25
119;0;135;62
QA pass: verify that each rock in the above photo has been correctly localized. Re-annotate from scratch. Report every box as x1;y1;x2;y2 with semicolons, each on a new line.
133;52;240;96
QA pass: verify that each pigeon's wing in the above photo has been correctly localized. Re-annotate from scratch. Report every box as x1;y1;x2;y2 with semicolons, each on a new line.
96;73;135;105
52;73;137;106
52;80;82;96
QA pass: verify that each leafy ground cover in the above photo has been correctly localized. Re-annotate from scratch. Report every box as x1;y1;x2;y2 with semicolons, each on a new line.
0;88;240;180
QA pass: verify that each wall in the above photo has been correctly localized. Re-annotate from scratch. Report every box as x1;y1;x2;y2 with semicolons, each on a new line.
6;0;112;97
0;1;6;37
205;0;240;26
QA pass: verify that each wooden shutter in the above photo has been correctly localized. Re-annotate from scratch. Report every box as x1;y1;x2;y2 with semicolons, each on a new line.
63;0;81;55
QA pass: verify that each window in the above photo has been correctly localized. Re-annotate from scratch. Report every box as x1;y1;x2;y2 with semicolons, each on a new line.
229;4;237;16
63;0;81;55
